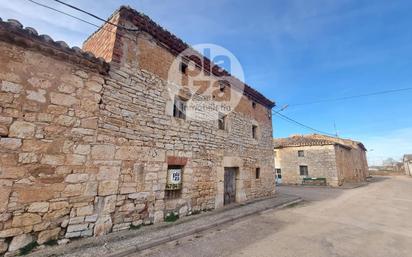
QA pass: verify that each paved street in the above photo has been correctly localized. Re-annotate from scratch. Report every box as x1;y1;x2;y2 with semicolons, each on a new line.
133;176;412;257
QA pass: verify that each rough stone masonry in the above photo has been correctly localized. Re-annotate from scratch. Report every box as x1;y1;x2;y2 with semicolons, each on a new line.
0;6;275;255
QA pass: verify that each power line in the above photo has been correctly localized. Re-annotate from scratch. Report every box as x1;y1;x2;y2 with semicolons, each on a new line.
27;0;100;28
52;0;138;31
26;0;139;44
289;87;412;107
272;109;337;137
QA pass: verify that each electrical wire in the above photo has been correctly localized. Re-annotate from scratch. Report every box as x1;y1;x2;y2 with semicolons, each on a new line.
27;0;100;28
272;109;337;137
52;0;138;31
288;87;412;107
26;0;139;45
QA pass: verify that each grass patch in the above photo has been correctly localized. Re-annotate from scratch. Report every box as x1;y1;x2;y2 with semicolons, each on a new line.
164;212;179;222
19;241;39;256
44;239;58;246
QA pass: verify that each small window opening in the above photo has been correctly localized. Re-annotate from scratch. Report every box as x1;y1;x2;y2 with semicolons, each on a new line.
299;165;309;176
218;113;226;130
173;96;187;119
252;125;258;139
180;62;188;74
255;168;260;179
252;102;257;109
298;150;304;157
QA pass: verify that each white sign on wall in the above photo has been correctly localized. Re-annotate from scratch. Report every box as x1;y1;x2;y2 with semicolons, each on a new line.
166;167;182;190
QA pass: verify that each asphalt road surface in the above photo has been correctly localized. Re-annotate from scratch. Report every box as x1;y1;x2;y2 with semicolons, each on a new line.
131;176;412;257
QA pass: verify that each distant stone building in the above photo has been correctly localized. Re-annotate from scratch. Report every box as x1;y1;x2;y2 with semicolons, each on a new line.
0;6;275;254
274;134;368;186
404;155;412;176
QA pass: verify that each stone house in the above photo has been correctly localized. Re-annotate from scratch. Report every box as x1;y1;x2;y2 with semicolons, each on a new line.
274;134;368;187
404;155;412;176
0;6;275;254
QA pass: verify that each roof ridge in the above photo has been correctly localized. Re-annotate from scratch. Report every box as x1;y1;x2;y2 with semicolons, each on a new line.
115;6;275;108
0;17;110;74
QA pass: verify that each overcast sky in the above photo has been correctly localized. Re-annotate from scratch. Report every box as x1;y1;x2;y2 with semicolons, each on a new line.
1;0;411;165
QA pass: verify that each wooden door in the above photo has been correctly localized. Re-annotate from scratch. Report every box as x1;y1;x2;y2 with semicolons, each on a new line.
224;167;237;205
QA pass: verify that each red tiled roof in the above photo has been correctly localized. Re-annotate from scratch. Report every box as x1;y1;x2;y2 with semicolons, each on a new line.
274;134;365;150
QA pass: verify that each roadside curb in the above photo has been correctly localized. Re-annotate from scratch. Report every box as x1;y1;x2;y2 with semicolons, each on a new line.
105;198;303;257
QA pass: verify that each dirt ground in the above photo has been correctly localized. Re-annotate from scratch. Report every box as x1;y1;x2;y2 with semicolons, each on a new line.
132;176;412;257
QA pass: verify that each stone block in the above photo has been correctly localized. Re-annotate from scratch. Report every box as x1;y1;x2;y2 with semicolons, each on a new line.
94;215;112;236
66;223;88;233
85;214;98;222
77;205;93;216
1;81;22;93
0;125;8;136
128;192;149;201
0;187;11;212
62;184;83;197
84;182;98;196
49;201;69;210
97;166;120;181
91;145;115;160
12;213;42;227
115;146;140;160
50;92;79;107
69;216;84;225
26;89;46;103
37;227;61;244
0;138;22;150
40;155;65;165
8;234;33;252
0;239;7;254
73;144;91;155
9;121;35;138
98;180;119;196
0;228;23;238
18;152;39;164
0;167;26;179
65;173;89;183
28;202;49;213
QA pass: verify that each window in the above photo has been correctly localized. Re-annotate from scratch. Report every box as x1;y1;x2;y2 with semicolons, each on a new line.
276;169;282;179
165;165;183;199
255;168;260;179
299;165;309;176
180;62;188;74
218;113;226;130
252;101;257;109
173;96;187;119
252;125;258;139
298;150;304;157
274;151;277;157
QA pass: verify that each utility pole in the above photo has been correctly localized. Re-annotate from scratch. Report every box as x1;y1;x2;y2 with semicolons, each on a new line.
334;121;338;137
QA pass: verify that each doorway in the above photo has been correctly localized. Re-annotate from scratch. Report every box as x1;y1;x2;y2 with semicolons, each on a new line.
224;167;238;205
276;168;282;184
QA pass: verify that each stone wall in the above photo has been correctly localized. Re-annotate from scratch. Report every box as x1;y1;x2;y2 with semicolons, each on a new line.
335;145;368;183
274;145;339;186
0;12;275;255
275;144;368;186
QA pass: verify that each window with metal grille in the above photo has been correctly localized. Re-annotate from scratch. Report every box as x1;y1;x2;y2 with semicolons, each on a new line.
299;165;309;176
